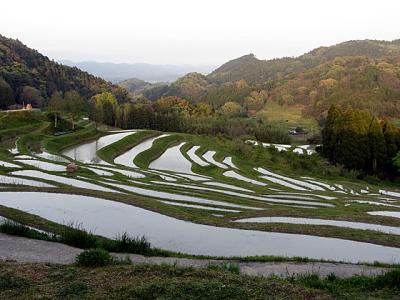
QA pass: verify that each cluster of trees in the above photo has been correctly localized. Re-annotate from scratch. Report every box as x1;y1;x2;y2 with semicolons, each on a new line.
86;93;289;142
269;56;400;118
322;105;400;177
47;90;88;129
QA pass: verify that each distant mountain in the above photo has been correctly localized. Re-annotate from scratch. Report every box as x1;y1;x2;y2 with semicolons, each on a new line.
59;60;215;83
117;78;167;96
0;34;125;109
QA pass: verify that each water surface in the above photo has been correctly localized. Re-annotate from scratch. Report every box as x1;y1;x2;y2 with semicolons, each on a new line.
12;170;118;193
368;211;400;219
63;131;136;164
114;134;168;168
235;217;400;235
222;157;237;169
187;146;209;167
1;191;399;263
17;159;66;172
223;170;267;186
149;142;195;174
202;151;228;169
110;182;259;210
0;160;21;168
0;175;55;188
256;168;324;191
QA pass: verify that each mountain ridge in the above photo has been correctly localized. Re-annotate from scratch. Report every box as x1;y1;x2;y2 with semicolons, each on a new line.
60;60;215;83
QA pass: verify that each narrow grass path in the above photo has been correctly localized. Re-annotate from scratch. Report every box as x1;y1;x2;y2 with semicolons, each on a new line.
134;134;183;168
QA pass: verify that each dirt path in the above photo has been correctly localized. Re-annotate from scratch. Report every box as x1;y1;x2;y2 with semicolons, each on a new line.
0;233;388;278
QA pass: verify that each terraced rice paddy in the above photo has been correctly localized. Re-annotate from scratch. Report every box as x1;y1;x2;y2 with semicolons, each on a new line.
1;128;400;263
235;217;400;235
63;131;137;164
0;160;21;168
1;192;400;263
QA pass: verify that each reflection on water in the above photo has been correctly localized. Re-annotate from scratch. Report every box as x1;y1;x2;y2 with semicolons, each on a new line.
114;134;169;168
17;159;66;172
149;142;195;174
12;170;119;193
63;131;136;164
368;211;400;219
235;216;400;235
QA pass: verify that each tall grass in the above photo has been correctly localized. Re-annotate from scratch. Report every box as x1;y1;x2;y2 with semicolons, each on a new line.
58;223;152;255
57;222;98;249
208;263;240;274
106;232;151;255
0;219;153;255
0;219;50;241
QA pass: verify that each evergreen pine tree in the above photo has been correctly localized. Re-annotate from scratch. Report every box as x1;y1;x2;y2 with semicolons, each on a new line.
367;116;386;174
322;105;342;164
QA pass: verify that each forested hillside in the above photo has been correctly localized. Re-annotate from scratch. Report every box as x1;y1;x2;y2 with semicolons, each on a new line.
144;40;400;119
208;40;400;84
117;78;167;97
0;35;128;109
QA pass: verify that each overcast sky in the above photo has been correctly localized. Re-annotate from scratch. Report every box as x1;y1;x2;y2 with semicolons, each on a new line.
1;0;399;66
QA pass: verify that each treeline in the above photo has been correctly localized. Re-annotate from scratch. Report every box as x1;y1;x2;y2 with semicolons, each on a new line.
87;93;290;143
322;105;400;177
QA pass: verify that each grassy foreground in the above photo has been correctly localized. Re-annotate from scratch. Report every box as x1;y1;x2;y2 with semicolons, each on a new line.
1;262;399;299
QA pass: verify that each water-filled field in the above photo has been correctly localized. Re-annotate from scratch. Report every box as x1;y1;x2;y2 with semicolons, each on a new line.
1;128;400;262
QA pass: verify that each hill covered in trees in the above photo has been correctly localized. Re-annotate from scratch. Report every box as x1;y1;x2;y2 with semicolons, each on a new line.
0;35;128;109
143;39;400;119
208;40;400;84
117;78;167;98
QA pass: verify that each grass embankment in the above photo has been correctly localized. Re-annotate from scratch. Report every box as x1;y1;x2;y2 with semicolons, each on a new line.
43;123;100;153
0;219;160;256
134;134;183;168
97;130;159;163
0;112;49;151
1;262;400;299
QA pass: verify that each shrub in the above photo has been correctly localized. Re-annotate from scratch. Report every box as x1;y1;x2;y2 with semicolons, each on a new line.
76;248;113;267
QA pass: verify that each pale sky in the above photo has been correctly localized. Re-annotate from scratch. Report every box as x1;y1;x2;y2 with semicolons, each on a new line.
1;0;399;65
